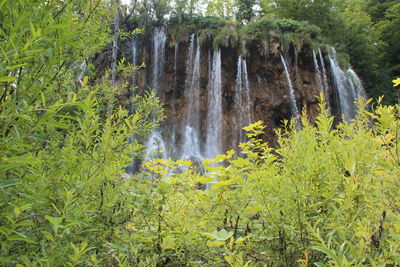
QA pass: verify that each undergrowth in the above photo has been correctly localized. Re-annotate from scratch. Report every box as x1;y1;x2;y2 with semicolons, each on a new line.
2;97;400;266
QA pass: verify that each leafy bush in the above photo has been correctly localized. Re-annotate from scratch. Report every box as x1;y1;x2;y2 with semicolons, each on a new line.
212;25;239;49
0;1;163;265
0;86;161;265
243;16;321;42
131;98;400;265
168;15;229;43
242;16;279;41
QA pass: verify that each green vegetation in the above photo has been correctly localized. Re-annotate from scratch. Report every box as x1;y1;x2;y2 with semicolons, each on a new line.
0;1;162;264
3;89;400;265
137;99;400;266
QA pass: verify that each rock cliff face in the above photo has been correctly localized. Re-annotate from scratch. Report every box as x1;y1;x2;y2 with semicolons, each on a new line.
109;26;364;160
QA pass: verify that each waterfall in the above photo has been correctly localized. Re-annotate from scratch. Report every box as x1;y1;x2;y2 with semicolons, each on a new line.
131;37;139;87
126;37;140;173
318;48;331;108
313;50;332;111
262;41;268;62
145;130;168;160
170;42;179;155
312;50;324;93
77;61;88;84
151;26;166;94
235;56;252;142
280;55;300;119
181;34;203;159
329;48;357;122
145;26;168;160
347;68;366;100
318;49;330;95
205;49;222;158
173;42;179;90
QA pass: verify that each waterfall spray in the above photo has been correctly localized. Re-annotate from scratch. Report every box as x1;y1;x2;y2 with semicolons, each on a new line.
280;55;300;119
329;48;357;122
145;26;168;160
151;26;166;94
235;56;252;143
205;49;222;158
347;68;366;100
131;37;139;87
317;49;331;110
181;34;203;159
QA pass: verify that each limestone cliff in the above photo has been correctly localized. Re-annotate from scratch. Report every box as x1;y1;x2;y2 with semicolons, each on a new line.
100;25;364;160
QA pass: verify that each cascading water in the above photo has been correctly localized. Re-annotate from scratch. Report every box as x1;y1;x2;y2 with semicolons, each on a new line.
318;48;331;108
126;37;140;173
205;49;222;158
181;34;203;159
169;42;179;157
347;68;366;100
329;48;357;122
77;61;88;85
293;50;303;95
173;42;179;91
151;26;166;94
262;41;269;62
312;50;324;93
145;130;168;160
131;37;139;87
313;50;332;111
280;55;300;119
235;56;252;143
145;26;168;160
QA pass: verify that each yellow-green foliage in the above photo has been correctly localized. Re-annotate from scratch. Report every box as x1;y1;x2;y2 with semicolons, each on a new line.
137;99;400;266
3;91;400;265
393;78;400;87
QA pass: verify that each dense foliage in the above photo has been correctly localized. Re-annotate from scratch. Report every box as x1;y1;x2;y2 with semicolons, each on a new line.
3;91;400;265
135;99;400;266
1;1;162;264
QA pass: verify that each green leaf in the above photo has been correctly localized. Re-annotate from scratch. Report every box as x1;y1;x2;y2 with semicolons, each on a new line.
203;229;234;241
313;246;340;264
6;156;40;166
40;91;46;106
8;233;34;244
44;215;62;234
0;181;21;189
206;240;225;247
0;76;16;82
13;204;30;217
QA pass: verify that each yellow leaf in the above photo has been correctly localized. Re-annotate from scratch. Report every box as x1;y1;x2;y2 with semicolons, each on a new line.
207;240;225;247
393;77;400;87
229;236;234;250
195;176;212;184
213;179;236;188
82;76;89;87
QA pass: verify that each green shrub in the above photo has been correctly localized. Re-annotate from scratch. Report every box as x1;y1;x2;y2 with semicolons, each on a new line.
242;15;279;41
242;17;321;43
168;15;229;43
137;98;400;266
212;25;239;49
0;1;163;265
